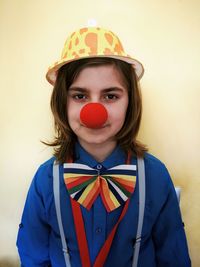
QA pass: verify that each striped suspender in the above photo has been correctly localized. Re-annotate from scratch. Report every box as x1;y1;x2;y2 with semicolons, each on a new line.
132;158;146;267
53;161;72;267
53;158;146;267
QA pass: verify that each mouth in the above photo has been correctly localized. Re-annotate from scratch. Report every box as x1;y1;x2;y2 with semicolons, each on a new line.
81;124;108;130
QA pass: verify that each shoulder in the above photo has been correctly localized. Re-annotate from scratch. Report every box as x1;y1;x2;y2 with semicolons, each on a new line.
142;152;173;189
143;152;166;168
143;152;169;175
37;157;55;174
141;153;177;210
31;157;56;195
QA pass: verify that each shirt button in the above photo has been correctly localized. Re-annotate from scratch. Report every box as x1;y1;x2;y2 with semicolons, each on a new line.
96;164;102;170
19;223;23;228
95;227;102;234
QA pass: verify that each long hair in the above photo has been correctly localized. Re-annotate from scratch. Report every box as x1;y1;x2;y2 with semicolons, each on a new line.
45;57;147;162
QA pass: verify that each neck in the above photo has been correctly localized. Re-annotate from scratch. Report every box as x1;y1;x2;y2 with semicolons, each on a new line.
78;140;117;162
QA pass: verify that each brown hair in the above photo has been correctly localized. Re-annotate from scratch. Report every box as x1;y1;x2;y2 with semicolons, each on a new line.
45;57;147;163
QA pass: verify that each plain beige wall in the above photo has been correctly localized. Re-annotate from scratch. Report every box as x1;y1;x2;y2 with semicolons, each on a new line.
0;0;200;266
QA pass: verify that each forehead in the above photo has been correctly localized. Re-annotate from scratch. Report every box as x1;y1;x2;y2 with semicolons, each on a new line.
71;64;127;89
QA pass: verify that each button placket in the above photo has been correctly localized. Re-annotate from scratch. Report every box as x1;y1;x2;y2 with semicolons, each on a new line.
95;227;102;234
96;164;102;176
92;196;106;258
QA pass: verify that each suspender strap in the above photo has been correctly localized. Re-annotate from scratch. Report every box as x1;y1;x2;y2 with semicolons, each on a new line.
132;158;146;267
70;198;91;267
53;161;72;267
71;197;130;267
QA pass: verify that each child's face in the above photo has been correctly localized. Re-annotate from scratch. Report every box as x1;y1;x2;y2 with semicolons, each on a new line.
67;64;129;148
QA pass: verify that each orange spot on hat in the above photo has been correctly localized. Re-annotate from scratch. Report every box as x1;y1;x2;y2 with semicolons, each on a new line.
85;32;97;55
80;28;88;34
105;33;113;46
75;37;79;46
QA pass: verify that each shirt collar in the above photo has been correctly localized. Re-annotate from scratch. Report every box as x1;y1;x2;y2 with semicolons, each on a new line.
74;142;127;169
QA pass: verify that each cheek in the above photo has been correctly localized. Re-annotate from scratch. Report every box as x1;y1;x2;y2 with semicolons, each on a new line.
107;100;128;122
67;102;78;127
106;107;126;127
121;97;129;119
67;100;80;118
118;107;128;123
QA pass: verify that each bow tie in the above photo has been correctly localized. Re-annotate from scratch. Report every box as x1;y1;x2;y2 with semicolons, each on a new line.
63;163;137;212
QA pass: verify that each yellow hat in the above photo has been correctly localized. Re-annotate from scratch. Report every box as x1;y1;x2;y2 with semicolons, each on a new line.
46;27;144;85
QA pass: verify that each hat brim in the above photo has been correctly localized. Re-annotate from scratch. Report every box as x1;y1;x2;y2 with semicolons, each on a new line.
46;55;144;86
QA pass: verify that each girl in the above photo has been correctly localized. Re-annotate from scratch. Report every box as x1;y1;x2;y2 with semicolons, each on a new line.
17;27;191;267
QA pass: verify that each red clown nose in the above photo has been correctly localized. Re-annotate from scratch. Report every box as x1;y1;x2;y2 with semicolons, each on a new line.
80;103;108;129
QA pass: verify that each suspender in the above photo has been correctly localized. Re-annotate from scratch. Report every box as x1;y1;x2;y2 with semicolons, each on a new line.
132;158;146;267
53;157;146;267
53;161;72;267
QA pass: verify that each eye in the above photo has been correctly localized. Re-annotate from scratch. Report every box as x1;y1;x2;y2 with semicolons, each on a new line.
104;94;119;100
73;94;87;100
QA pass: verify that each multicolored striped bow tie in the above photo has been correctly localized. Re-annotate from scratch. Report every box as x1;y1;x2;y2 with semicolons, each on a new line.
63;163;137;212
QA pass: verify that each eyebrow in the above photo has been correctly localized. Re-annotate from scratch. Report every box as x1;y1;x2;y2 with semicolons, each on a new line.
68;86;125;93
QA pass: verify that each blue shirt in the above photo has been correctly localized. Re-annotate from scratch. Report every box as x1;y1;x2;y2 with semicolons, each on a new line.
17;143;191;267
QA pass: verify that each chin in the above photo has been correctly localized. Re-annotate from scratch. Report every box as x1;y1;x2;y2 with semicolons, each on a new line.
86;137;110;145
80;134;114;146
